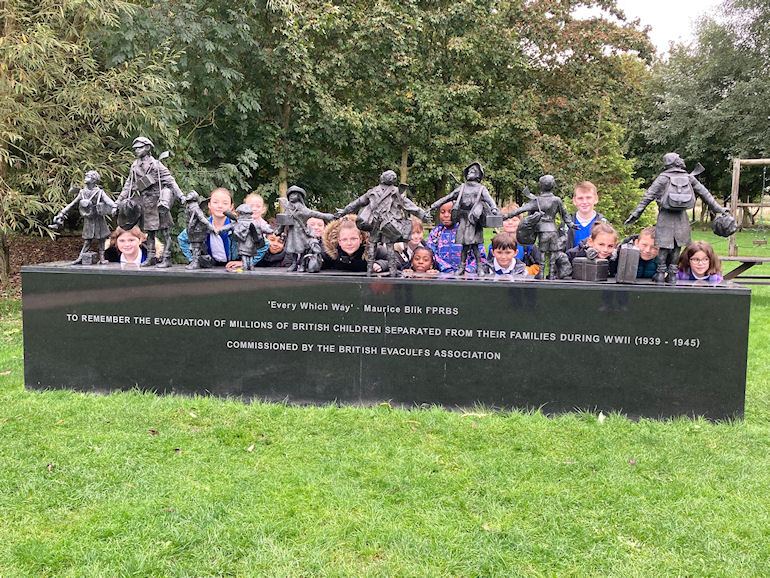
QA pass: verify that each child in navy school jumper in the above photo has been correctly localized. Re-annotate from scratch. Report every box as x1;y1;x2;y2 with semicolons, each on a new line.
489;232;527;275
487;202;540;276
568;181;608;249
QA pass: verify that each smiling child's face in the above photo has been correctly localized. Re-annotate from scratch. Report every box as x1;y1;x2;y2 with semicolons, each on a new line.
116;231;141;258
690;250;710;277
307;217;325;238
408;227;423;249
573;189;598;216
634;233;659;261
338;227;362;255
208;191;232;219
266;233;284;254
502;217;519;235
494;247;516;269
587;232;616;259
247;196;265;218
411;249;433;272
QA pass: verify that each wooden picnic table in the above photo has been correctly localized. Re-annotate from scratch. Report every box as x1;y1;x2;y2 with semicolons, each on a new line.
722;256;770;284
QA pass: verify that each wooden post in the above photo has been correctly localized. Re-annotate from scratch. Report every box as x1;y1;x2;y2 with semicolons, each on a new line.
729;159;741;256
730;158;770;256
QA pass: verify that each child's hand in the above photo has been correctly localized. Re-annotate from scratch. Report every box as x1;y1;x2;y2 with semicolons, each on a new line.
225;260;243;271
372;263;383;273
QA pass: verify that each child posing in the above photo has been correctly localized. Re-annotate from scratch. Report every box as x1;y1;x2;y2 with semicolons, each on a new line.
243;192;269;227
489;232;527;276
256;219;291;267
321;216;388;272
567;181;608;249
105;226;148;265
178;187;268;269
566;222;619;276
403;246;438;275
487;202;540;276
426;201;484;273
619;226;660;278
677;241;723;282
394;216;427;270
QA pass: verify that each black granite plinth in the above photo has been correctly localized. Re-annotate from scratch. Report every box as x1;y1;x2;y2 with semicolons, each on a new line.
22;263;750;420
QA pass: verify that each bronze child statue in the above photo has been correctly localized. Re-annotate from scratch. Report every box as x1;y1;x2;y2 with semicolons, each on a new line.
182;191;216;270
277;185;334;272
52;170;117;264
624;153;729;284
430;162;500;275
504;175;574;280
336;169;429;276
118;136;185;268
220;203;274;271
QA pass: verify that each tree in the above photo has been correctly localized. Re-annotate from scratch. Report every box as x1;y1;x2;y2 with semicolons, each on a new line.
0;0;180;283
636;0;770;202
572;112;653;231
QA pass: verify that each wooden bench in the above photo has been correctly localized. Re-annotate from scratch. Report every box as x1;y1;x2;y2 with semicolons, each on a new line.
722;256;770;284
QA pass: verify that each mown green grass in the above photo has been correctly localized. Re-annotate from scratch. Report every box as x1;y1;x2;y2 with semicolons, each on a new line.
1;290;769;576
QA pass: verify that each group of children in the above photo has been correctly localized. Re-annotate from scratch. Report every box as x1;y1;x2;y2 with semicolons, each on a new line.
104;183;723;282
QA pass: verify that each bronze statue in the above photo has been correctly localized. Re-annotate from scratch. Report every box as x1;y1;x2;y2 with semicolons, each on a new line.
117;137;184;268
52;170;117;264
429;162;500;276
182;191;215;270
504;175;574;280
624;153;729;284
336;170;429;276
220;204;274;271
277;185;334;272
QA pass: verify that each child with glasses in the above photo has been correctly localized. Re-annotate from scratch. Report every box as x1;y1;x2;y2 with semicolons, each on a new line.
677;241;722;282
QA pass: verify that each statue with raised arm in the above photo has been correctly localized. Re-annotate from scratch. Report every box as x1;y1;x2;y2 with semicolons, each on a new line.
219;203;274;271
51;170;117;265
117;137;184;268
504;175;574;280
624;153;729;284
277;185;334;272
336;170;429;276
429;162;500;275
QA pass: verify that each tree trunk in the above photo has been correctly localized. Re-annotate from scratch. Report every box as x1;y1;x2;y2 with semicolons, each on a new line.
277;99;291;199
400;144;409;185
0;231;9;286
278;165;288;198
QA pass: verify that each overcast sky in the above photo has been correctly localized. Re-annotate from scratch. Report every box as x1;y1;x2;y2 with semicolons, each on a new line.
576;0;725;55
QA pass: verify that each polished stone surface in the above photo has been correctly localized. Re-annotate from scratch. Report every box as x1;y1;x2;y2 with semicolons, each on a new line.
23;262;750;420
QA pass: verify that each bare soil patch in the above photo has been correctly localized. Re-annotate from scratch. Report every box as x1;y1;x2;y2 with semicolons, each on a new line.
3;234;84;295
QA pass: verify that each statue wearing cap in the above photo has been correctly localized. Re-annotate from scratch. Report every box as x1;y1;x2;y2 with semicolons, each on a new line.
118;136;184;267
52;170;117;265
504;175;576;280
624;153;730;284
277;185;334;272
335;170;429;276
430;162;501;275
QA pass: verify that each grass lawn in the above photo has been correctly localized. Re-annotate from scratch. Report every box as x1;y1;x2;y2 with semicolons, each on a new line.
2;282;769;575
